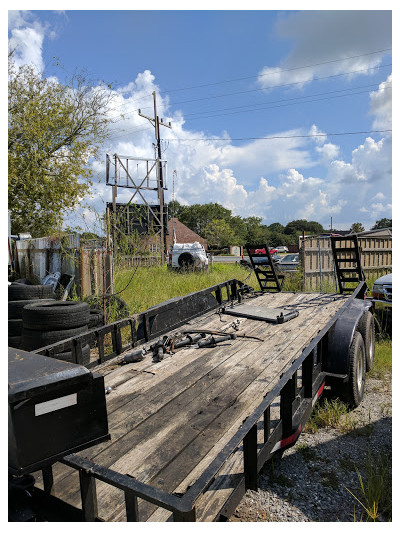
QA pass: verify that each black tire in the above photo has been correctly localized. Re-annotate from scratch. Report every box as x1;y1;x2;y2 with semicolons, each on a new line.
21;325;89;351
8;298;56;319
357;311;375;372
344;331;366;408
13;278;33;285
178;252;195;268
8;284;54;301
8;319;23;337
8;336;21;348
51;344;90;365
89;309;104;328
22;301;90;331
85;295;129;321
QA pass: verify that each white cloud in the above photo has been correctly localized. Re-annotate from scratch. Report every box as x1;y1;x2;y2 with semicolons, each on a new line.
8;11;392;233
309;124;327;145
315;143;340;161
369;74;392;130
257;11;391;90
8;11;48;72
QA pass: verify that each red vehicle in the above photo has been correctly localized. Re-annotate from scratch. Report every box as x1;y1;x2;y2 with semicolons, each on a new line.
254;247;278;256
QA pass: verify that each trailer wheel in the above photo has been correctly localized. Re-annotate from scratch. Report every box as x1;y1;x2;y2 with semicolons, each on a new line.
357;311;375;372
344;331;366;407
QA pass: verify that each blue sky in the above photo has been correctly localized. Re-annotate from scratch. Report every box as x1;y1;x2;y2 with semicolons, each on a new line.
8;8;393;232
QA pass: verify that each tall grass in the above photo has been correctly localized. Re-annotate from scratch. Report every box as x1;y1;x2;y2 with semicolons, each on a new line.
346;450;392;521
368;339;392;379
114;263;258;314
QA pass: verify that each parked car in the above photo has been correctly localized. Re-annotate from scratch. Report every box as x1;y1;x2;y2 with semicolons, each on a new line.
168;242;209;270
370;273;392;302
240;255;281;268
275;246;289;253
276;253;299;272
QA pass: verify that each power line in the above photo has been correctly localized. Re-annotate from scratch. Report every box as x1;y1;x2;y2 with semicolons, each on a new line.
183;86;392;122
109;84;391;139
162;130;392;142
161;47;392;93
136;63;392;112
182;82;392;120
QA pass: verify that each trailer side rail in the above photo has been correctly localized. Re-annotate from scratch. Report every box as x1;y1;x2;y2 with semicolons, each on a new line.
33;279;247;368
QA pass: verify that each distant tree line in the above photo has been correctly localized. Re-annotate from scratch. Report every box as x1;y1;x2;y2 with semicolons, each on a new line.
168;201;324;248
168;201;391;249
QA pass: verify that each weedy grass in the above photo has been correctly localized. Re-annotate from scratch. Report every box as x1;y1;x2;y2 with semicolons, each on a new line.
114;263;258;314
368;339;392;380
305;398;354;434
346;450;392;521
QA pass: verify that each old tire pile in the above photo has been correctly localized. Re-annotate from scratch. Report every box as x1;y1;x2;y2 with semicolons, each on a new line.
89;308;104;329
85;294;129;321
21;301;91;365
8;282;55;349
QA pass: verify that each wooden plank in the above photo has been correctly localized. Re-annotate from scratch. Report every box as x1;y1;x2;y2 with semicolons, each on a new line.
99;295;346;521
37;292;346;521
44;292;298;494
140;296;346;523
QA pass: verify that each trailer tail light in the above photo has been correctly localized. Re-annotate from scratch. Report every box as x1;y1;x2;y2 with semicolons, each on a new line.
168;253;172;265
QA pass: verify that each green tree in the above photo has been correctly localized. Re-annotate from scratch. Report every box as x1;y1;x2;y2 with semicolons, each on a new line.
204;218;237;248
371;218;392;230
8;57;116;236
267;222;285;233
178;203;232;237
243;216;269;244
350;222;365;234
167;200;186;221
284;219;324;235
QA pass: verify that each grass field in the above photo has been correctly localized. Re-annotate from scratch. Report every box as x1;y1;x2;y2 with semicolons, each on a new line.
114;263;388;316
114;263;258;314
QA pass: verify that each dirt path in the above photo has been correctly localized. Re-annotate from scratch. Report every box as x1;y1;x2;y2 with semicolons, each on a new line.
230;372;392;522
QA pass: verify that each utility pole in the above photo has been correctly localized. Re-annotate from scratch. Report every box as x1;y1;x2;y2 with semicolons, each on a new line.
138;92;172;263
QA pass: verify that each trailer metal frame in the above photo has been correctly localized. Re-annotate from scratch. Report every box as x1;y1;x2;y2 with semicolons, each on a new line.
30;280;368;522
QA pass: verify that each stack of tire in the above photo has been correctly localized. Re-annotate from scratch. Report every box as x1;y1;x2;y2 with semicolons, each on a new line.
8;281;55;349
21;301;91;365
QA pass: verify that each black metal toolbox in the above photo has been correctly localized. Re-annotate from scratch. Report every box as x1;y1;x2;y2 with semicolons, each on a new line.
8;348;110;475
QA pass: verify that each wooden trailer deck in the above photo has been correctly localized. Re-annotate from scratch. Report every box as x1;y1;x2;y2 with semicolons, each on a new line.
34;290;348;521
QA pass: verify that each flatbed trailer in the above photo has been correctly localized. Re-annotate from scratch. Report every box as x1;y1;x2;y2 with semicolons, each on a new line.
10;273;375;522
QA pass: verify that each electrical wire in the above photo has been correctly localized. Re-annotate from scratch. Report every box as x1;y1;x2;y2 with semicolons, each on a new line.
162;130;392;143
137;63;392;112
181;82;392;120
183;86;392;122
161;47;392;93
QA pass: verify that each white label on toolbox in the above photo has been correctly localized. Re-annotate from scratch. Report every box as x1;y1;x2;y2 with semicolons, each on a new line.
35;393;77;416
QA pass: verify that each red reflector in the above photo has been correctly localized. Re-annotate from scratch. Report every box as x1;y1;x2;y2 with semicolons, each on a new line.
280;424;302;448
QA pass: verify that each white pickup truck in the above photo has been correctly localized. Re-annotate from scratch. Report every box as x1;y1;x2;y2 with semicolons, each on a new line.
168;242;209;270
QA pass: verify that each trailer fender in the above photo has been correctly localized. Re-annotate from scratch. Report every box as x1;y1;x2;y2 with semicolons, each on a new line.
325;299;372;375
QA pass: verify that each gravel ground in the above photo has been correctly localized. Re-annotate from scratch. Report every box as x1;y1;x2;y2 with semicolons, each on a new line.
230;373;392;522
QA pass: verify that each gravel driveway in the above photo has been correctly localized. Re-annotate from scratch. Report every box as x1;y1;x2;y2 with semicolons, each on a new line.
231;373;392;522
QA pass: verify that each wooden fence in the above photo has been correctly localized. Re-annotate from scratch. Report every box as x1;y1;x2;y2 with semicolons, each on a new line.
15;235;114;299
115;255;161;268
301;235;392;290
